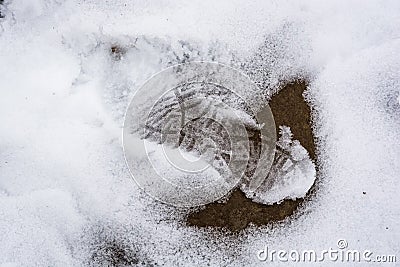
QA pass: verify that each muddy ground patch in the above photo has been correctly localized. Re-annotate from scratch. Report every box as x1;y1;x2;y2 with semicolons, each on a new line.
187;80;318;231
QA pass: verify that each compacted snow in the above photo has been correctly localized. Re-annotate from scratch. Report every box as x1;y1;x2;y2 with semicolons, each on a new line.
0;0;399;266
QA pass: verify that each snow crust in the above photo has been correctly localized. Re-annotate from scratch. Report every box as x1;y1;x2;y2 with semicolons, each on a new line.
242;126;316;205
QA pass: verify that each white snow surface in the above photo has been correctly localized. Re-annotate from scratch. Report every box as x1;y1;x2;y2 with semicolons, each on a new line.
0;0;400;266
242;126;316;205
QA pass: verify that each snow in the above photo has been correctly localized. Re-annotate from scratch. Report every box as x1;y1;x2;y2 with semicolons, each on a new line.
242;126;316;205
0;0;399;266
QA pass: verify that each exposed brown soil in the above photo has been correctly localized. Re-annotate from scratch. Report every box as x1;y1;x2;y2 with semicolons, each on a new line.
187;80;316;231
269;81;316;161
